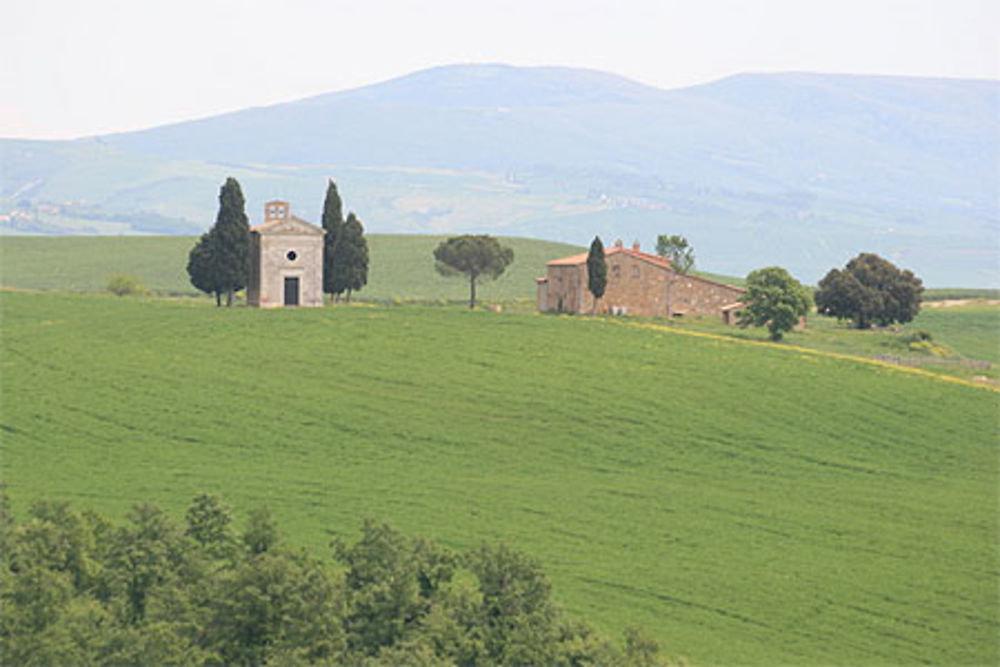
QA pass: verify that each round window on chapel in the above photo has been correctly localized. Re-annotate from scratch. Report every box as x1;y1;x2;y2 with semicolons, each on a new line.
286;250;297;261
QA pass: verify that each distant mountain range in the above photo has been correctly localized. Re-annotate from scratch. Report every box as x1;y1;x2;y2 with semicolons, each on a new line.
2;64;997;286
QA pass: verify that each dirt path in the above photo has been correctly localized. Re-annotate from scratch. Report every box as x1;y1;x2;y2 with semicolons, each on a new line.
924;299;1000;308
607;318;1000;393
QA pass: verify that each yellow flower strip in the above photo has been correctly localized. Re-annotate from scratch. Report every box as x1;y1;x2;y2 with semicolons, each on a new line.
601;318;1000;393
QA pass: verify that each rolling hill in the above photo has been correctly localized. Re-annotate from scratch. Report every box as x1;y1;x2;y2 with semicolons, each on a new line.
2;291;997;664
2;64;997;286
0;234;583;301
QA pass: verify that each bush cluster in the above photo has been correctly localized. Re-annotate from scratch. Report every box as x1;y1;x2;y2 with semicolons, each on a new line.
105;273;146;297
0;493;676;665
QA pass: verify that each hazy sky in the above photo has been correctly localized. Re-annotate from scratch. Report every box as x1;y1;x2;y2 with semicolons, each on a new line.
2;0;998;139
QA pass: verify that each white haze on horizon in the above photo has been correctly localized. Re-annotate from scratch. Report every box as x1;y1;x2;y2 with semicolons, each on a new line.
2;0;998;139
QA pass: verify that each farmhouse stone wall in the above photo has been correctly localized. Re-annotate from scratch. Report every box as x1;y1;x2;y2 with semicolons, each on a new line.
537;242;745;320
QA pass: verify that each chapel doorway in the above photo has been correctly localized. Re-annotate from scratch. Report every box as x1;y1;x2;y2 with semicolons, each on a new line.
284;277;300;307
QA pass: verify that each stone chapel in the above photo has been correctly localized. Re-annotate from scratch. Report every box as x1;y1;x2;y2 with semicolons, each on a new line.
247;201;324;307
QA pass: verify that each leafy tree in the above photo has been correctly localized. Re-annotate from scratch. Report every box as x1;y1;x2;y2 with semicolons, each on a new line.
462;543;559;664
331;212;370;302
0;565;79;663
433;235;514;309
1;495;674;665
103;503;200;624
625;625;667;667
211;177;251;307
656;234;695;274
815;253;923;328
335;519;440;655
206;550;345;665
17;501;101;592
739;266;812;341
184;493;235;560
321;179;345;298
586;235;607;311
242;507;280;556
186;233;223;306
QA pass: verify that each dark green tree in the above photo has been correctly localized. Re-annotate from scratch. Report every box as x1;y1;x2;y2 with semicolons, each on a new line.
321;179;345;298
242;507;280;556
184;493;235;560
210;177;250;307
739;266;812;341
655;234;695;274
186;233;223;307
462;543;559;664
103;503;200;624
1;497;674;666
815;253;923;328
433;235;514;309
206;550;345;665
586;236;607;312
334;519;454;655
625;625;667;667
331;213;369;302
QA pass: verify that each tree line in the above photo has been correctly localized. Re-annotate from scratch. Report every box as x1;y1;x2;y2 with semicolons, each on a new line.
187;178;369;306
0;492;677;666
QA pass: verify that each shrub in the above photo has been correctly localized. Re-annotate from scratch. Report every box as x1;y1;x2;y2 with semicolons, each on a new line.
106;274;146;297
899;330;933;345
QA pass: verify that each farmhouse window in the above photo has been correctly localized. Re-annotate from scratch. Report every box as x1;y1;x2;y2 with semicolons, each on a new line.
631;265;640;278
612;265;621;280
286;250;298;261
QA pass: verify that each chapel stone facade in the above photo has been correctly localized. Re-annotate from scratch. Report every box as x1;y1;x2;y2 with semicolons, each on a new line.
247;201;324;308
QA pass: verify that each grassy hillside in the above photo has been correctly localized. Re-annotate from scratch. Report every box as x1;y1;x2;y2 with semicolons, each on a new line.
913;304;1000;364
653;302;1000;383
0;235;582;302
2;292;997;664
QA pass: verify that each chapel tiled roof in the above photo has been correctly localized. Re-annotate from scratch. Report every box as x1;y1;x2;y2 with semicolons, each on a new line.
250;215;323;234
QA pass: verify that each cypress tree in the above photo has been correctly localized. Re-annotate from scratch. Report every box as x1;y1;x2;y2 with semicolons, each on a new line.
211;177;250;307
321;180;345;298
332;213;369;302
586;235;607;312
186;232;223;306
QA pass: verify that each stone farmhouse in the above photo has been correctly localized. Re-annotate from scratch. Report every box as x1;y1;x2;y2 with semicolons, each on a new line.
536;240;746;321
247;201;324;308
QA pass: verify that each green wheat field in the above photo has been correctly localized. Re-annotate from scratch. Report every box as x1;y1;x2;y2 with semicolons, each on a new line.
2;287;997;665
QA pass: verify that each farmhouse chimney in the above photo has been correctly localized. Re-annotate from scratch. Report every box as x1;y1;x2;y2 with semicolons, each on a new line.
265;200;290;223
614;239;623;248
632;240;641;251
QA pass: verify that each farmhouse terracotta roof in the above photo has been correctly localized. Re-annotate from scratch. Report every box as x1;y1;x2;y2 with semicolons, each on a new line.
547;246;674;270
544;246;745;293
